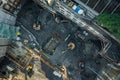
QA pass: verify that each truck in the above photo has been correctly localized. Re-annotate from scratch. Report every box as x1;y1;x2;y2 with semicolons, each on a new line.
67;1;84;15
72;4;84;15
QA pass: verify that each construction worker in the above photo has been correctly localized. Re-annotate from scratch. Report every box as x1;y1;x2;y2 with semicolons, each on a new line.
27;65;33;71
16;31;21;36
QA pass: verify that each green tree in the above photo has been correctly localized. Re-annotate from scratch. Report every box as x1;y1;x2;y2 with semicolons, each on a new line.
96;13;120;40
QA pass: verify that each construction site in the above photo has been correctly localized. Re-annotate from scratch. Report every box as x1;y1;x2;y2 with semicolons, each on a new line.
0;0;120;80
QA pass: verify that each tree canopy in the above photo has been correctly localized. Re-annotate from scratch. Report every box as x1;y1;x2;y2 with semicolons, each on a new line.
96;13;120;41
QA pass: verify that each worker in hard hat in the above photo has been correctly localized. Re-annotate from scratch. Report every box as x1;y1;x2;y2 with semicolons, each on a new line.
16;31;21;36
27;65;33;70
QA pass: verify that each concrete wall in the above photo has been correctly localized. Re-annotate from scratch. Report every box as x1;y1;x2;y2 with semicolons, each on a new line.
0;38;9;58
0;9;16;25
